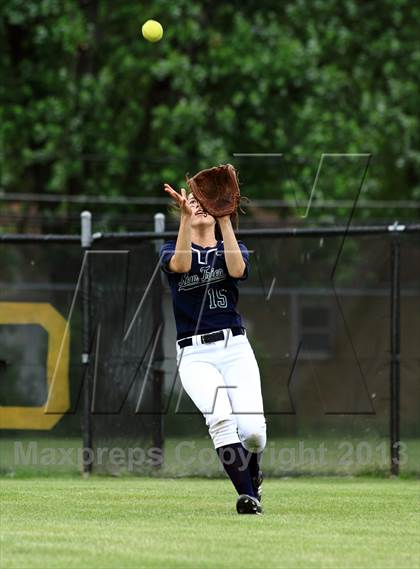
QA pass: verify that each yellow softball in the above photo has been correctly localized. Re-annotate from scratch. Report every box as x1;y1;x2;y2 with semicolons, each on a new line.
141;20;164;43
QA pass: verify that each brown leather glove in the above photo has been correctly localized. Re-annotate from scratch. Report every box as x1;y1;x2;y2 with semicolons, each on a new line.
186;164;241;218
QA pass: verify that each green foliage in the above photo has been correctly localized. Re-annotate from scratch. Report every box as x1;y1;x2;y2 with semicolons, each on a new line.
1;0;419;219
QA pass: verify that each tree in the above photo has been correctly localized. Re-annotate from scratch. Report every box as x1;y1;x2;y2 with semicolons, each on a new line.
1;0;419;229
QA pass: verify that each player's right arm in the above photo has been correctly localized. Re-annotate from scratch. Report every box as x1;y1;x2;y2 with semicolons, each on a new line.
164;184;192;273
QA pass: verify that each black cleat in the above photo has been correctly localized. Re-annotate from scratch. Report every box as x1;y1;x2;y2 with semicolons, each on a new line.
252;471;263;503
236;494;263;515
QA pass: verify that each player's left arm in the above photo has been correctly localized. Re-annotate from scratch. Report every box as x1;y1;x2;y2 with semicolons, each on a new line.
217;216;246;278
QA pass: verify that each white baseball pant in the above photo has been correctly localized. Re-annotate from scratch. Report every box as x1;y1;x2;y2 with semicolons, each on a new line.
176;329;267;451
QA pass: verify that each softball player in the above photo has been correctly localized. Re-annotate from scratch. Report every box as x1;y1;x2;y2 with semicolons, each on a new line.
160;182;266;515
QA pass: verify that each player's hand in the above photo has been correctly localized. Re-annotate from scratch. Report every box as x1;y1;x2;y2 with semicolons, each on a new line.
164;184;193;218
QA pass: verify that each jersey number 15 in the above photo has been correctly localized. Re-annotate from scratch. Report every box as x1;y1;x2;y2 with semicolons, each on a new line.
208;289;227;309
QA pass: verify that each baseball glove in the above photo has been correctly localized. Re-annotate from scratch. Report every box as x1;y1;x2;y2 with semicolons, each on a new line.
186;164;241;218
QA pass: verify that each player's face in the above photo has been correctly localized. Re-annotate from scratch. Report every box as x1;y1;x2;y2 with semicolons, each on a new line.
188;194;216;228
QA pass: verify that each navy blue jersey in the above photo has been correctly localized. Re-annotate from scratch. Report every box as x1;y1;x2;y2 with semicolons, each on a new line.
160;240;249;340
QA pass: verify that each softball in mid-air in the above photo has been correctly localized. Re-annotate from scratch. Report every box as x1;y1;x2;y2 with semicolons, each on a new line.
141;19;163;42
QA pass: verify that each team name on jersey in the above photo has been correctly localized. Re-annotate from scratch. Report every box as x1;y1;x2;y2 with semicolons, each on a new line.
178;266;226;291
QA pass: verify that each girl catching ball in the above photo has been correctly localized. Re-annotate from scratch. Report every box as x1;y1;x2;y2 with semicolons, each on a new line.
160;166;266;515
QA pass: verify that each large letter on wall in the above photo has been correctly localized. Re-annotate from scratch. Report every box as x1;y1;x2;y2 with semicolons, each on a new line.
0;303;70;430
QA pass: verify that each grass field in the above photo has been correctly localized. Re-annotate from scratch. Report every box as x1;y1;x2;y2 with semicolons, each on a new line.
1;477;419;569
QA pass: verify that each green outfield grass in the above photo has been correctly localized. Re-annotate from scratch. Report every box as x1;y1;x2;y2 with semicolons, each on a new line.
1;477;419;569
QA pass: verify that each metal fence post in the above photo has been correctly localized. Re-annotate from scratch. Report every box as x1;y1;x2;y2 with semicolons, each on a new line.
81;211;93;476
152;213;165;467
389;222;403;476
